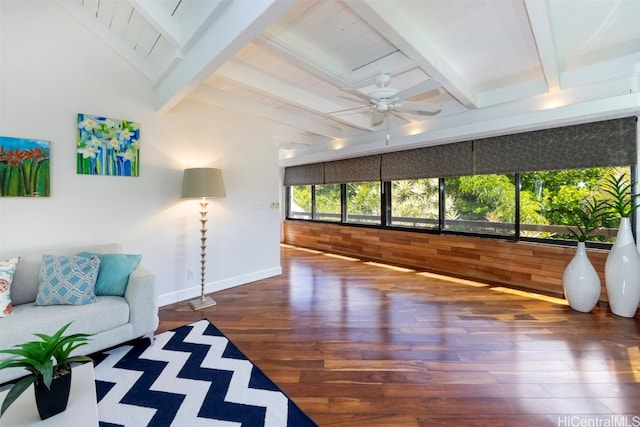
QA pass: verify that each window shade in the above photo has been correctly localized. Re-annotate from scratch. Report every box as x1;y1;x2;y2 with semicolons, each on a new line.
474;117;637;174
381;141;474;180
283;163;324;185
324;155;381;184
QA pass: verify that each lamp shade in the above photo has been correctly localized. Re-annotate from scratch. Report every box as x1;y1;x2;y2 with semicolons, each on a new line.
181;168;226;199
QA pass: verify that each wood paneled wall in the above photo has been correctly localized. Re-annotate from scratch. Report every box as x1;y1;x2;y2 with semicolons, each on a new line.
283;220;609;299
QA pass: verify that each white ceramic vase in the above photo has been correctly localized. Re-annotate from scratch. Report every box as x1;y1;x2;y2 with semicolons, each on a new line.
604;217;640;318
562;242;601;313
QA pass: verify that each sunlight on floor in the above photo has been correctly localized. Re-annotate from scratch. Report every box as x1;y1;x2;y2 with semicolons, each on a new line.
491;287;568;305
364;261;415;272
417;271;490;288
282;244;323;254
627;346;640;382
282;244;569;306
323;253;360;261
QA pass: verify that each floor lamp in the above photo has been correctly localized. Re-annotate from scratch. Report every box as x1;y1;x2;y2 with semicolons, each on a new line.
181;167;226;310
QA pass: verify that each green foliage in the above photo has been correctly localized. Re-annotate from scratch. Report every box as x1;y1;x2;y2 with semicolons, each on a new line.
315;184;341;215
601;173;639;218
347;182;380;217
0;323;92;417
291;185;312;214
565;197;607;242
289;166;629;243
455;174;516;222
392;179;438;219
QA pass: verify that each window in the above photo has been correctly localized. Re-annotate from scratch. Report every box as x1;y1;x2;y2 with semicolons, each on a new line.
289;185;312;219
286;164;634;246
519;167;627;243
315;184;341;222
444;174;516;236
346;182;381;225
390;178;439;229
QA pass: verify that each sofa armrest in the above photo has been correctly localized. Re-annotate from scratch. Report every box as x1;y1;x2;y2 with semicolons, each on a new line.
124;264;158;339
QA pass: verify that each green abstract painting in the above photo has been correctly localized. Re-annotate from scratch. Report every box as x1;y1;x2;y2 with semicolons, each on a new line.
77;113;140;177
0;136;50;197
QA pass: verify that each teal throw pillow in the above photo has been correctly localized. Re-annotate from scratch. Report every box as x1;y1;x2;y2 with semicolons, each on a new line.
78;252;142;296
36;254;100;306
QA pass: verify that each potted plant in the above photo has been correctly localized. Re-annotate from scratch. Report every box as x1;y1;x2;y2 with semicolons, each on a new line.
601;173;640;317
0;322;92;420
562;197;606;312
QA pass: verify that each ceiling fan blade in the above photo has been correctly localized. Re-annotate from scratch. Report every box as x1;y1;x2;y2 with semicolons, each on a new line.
395;101;441;115
339;88;372;102
327;105;371;116
371;110;385;126
389;110;414;124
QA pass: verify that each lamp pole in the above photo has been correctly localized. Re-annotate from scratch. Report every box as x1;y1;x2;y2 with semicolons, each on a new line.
181;167;225;311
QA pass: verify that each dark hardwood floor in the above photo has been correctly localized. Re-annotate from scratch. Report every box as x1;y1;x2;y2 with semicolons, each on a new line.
159;244;640;427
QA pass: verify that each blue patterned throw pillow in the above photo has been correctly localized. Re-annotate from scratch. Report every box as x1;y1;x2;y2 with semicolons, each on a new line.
36;254;100;306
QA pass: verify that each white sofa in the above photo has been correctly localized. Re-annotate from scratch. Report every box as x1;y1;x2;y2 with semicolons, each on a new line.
0;243;158;384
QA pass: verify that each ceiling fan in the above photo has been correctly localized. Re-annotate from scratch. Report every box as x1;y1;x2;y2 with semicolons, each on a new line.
331;73;441;127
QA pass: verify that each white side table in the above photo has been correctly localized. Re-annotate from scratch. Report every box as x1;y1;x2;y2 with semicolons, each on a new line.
0;362;98;427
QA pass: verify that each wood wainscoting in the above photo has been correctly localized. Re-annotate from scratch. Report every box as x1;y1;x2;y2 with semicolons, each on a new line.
283;220;609;300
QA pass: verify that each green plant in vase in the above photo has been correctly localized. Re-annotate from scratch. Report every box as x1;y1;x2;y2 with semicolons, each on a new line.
565;197;607;242
602;173;639;220
562;196;606;312
600;173;640;317
0;322;92;419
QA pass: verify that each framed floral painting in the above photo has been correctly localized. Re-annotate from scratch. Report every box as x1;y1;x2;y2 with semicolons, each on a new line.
77;113;140;177
0;136;50;197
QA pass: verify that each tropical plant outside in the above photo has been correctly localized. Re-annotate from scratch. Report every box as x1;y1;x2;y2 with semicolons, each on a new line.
315;184;341;221
346;182;380;224
288;166;632;243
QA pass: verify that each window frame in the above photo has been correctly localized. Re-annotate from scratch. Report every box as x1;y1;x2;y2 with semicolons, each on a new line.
285;166;637;249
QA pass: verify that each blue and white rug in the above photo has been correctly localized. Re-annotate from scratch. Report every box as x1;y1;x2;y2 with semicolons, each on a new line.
94;320;317;427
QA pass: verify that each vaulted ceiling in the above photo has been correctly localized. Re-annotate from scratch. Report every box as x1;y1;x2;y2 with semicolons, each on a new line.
58;0;640;165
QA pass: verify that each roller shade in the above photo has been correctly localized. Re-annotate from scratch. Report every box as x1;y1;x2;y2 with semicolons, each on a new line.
381;141;474;180
283;163;325;185
324;155;381;184
474;117;637;174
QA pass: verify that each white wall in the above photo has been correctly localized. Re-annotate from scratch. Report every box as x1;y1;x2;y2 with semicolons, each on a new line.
0;1;282;306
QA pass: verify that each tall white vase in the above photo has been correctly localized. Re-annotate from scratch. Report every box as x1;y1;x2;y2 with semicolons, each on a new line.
604;217;640;318
562;242;601;313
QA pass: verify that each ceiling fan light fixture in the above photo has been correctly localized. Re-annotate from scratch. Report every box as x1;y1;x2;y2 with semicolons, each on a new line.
376;101;389;112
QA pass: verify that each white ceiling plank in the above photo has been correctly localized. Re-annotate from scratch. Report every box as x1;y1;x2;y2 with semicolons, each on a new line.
95;0;116;28
562;52;640;89
154;0;294;112
346;0;477;109
477;78;549;107
177;0;231;52
349;51;415;87
109;1;133;36
258;29;354;88
215;61;373;130
55;0;155;81
273;126;314;147
189;84;342;140
524;0;560;91
129;0;181;48
122;10;146;50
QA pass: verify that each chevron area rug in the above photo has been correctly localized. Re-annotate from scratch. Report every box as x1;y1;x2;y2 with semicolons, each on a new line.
93;320;317;427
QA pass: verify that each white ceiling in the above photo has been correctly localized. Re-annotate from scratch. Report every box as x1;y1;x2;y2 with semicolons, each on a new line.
58;0;640;165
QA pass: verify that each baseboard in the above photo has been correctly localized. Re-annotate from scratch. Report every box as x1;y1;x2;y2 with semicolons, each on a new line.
157;266;282;307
